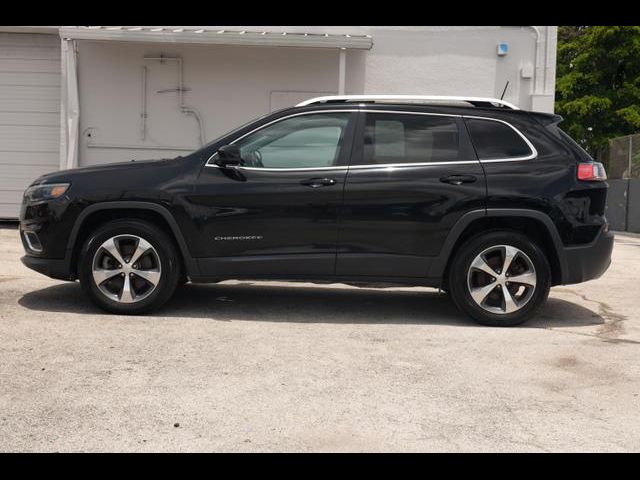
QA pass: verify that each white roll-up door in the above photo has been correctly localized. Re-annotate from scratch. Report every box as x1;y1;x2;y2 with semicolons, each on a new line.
0;33;60;219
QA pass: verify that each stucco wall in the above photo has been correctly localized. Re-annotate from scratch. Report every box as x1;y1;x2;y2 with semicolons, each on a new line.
76;26;556;166
185;25;556;111
77;42;342;165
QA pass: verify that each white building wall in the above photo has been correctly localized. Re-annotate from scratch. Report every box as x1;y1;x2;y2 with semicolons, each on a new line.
77;42;343;165
1;25;558;169
74;26;557;167
184;25;557;111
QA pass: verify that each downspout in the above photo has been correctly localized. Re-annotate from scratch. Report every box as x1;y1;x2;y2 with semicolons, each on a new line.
338;48;346;95
140;66;147;140
544;26;555;96
59;39;67;170
526;26;544;96
60;37;79;169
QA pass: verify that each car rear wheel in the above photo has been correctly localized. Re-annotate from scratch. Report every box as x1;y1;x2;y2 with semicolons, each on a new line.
448;231;551;326
79;219;180;314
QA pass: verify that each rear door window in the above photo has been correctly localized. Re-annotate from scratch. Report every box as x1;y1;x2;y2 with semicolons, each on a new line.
356;113;462;165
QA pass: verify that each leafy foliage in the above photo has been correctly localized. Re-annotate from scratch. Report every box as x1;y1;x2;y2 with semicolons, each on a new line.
555;26;640;157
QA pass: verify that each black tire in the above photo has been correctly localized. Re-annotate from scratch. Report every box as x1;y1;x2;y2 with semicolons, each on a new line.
79;219;181;314
448;230;551;327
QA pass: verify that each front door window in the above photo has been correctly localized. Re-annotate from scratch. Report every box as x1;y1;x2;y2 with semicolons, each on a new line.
232;113;350;169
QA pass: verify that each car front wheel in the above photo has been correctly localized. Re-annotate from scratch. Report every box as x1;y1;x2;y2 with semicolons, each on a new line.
79;219;180;314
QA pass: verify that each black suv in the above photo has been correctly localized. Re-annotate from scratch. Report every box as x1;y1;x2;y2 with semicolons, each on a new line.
19;95;613;326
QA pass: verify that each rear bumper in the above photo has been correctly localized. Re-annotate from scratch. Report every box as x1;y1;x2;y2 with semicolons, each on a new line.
21;255;74;281
561;227;614;285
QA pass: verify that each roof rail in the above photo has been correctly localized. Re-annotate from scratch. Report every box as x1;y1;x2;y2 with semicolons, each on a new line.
296;95;519;110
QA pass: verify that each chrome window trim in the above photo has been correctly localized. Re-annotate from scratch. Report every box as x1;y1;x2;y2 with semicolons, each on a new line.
462;115;538;162
348;160;480;169
204;109;537;171
207;164;350;172
208;160;481;173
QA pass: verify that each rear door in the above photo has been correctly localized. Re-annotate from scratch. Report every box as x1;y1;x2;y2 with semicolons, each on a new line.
336;109;486;278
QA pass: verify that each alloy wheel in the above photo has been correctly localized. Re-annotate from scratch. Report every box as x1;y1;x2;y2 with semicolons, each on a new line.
466;245;537;315
91;235;162;304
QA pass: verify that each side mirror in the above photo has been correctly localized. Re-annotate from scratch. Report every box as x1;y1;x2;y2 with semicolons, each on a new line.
215;144;242;167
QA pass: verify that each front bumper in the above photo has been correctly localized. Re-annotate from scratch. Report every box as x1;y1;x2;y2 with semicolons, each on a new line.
19;191;78;281
21;255;74;281
561;226;614;285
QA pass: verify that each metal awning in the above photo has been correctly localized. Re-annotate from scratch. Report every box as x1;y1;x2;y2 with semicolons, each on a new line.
59;26;373;49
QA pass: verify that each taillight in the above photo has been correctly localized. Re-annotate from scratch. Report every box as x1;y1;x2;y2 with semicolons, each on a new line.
577;162;607;181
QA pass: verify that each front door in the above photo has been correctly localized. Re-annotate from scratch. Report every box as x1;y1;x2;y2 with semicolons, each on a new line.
189;111;356;277
336;109;486;278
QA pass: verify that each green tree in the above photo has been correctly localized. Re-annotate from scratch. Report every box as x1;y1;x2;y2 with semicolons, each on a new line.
555;26;640;158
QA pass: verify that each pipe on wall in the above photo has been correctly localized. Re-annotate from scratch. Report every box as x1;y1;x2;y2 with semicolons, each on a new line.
338;48;346;95
526;26;543;96
86;142;196;151
524;26;556;97
60;38;80;169
143;55;206;146
544;26;554;95
140;66;147;140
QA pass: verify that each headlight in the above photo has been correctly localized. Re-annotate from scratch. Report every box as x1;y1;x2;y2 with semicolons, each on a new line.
24;183;70;203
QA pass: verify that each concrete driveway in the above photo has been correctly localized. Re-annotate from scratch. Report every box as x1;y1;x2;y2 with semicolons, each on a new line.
1;224;639;452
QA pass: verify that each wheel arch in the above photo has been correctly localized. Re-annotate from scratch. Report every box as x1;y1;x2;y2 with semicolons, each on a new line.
430;209;568;287
66;202;198;279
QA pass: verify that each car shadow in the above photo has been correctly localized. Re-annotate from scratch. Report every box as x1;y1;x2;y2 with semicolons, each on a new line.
18;281;605;328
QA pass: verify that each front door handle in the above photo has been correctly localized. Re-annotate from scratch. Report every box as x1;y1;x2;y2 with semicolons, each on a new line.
301;177;337;188
440;174;477;185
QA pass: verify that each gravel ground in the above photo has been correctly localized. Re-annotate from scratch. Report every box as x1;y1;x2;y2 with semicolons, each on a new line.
1;224;639;452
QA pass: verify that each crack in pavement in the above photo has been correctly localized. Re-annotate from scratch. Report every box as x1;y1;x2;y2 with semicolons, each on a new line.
546;289;637;344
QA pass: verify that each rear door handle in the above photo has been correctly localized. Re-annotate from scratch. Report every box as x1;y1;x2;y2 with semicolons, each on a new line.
301;177;337;188
440;175;477;185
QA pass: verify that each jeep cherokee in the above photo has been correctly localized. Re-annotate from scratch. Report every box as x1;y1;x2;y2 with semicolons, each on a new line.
19;95;614;326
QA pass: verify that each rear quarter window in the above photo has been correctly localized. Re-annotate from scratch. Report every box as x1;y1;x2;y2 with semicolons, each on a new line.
465;117;533;160
545;123;594;161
